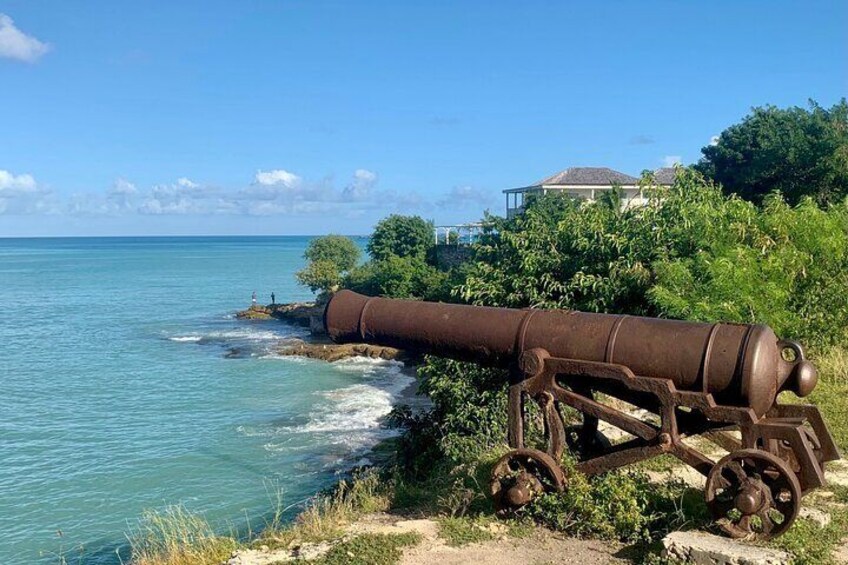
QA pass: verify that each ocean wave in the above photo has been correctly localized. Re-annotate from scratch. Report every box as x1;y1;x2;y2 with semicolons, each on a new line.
168;335;203;343
167;326;298;344
287;368;414;452
202;328;284;341
246;356;415;465
257;353;311;363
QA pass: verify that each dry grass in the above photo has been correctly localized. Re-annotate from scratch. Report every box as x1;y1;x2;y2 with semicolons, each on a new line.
126;470;391;564
126;505;238;565
257;469;391;549
816;346;848;384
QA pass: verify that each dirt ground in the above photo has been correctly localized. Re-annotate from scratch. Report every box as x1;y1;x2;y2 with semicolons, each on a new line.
228;513;627;564
351;513;627;565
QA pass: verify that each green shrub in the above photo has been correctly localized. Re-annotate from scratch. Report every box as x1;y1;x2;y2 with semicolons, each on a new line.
314;532;421;565
526;463;707;543
527;467;652;541
345;256;448;300
437;516;496;546
416;358;509;465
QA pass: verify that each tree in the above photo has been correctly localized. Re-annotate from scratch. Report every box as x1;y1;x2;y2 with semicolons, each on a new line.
696;100;848;205
303;234;361;272
295;235;361;297
366;215;434;261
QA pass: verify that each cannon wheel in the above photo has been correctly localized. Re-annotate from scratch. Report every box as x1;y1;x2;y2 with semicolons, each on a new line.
490;448;565;517
705;449;801;540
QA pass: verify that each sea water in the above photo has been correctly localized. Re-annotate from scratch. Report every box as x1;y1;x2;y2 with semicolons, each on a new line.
0;236;412;565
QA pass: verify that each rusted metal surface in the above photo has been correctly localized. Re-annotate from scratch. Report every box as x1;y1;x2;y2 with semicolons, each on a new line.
705;449;801;538
326;290;816;416
490;448;565;517
324;291;840;540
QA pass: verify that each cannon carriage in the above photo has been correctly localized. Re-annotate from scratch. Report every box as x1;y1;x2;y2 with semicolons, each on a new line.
324;290;840;540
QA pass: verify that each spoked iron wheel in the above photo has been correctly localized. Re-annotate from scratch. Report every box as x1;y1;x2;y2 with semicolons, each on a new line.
705;449;801;540
490;448;565;517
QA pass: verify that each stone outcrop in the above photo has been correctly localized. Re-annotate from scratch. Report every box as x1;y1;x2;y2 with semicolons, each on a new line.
235;300;410;361
236;302;326;334
235;305;275;320
274;339;406;363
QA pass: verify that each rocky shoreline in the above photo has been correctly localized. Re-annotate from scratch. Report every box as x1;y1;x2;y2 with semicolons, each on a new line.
273;338;408;363
237;301;410;363
236;302;324;329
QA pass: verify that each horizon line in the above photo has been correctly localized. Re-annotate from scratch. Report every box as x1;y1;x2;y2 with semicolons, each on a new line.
0;233;371;240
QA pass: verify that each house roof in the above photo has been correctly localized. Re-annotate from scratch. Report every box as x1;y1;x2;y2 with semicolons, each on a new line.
536;167;639;186
653;167;679;185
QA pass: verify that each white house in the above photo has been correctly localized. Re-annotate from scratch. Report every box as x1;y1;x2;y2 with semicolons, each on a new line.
503;166;677;218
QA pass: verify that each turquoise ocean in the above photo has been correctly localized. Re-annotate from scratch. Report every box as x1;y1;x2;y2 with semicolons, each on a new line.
0;236;413;564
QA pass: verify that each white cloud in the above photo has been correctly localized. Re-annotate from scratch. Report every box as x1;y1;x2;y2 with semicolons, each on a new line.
341;169;377;201
0;170;59;214
709;135;720;146
661;155;682;167
110;178;137;195
0;14;50;63
1;168;440;220
254;169;301;188
0;169;38;193
177;177;198;188
138;178;220;215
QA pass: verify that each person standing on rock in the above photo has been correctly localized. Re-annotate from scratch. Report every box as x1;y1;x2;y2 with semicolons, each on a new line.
271;292;276;305
252;291;257;305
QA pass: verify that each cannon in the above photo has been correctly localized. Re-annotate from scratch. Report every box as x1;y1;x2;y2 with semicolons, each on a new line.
324;290;840;539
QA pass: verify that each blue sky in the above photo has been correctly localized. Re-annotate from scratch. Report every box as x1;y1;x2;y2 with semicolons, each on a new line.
1;1;845;236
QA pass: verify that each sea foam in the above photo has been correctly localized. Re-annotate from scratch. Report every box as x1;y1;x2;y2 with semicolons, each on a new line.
260;357;415;465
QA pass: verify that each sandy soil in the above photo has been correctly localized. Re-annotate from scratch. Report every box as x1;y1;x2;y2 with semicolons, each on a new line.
228;513;626;565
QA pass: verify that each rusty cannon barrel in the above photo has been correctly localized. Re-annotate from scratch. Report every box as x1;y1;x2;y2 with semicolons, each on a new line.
324;290;817;417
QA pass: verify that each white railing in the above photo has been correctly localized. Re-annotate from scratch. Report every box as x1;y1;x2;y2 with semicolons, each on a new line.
434;223;485;245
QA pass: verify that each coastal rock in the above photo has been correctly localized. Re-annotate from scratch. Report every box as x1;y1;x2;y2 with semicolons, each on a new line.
236;302;327;334
275;339;406;362
235;305;274;320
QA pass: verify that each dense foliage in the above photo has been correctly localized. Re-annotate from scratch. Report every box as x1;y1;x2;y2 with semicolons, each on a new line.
345;137;848;555
696;100;848;205
304;234;362;272
344;214;464;302
345;256;449;301
366;214;435;262
461;168;848;347
295;235;361;296
381;168;848;544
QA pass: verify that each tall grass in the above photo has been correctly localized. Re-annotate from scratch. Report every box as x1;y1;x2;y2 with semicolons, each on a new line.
816;346;848;384
126;505;237;565
257;470;391;549
125;470;391;565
